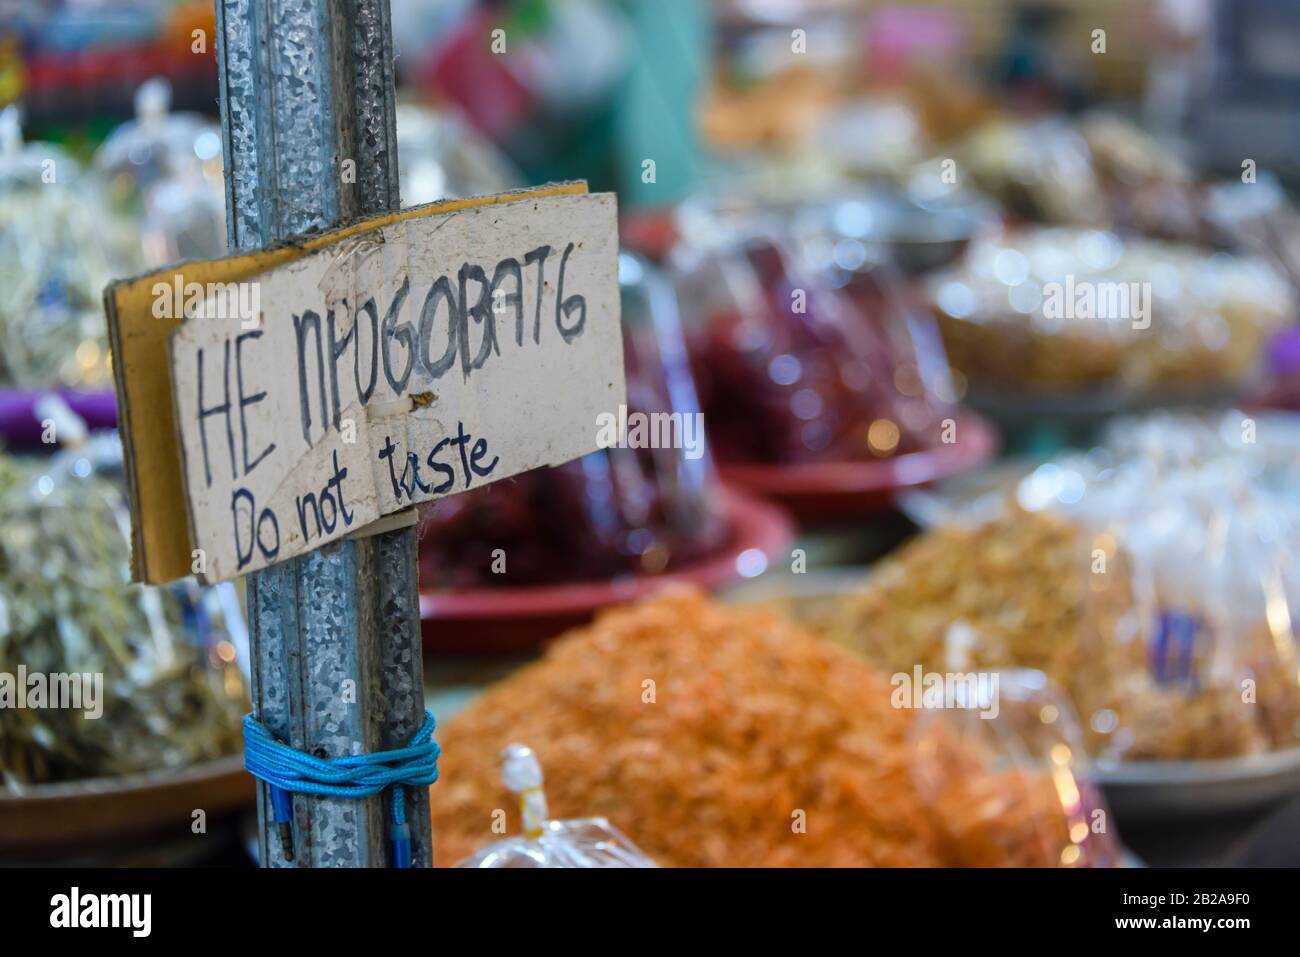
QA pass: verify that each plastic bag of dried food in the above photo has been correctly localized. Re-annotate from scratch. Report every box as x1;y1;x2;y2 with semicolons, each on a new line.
827;411;1300;764
927;226;1292;398
671;199;945;465
458;744;656;868
959;117;1107;227
0;433;248;790
94;77;226;265
911;667;1119;867
958;114;1210;243
0;107;138;388
1070;455;1300;763
419;253;725;587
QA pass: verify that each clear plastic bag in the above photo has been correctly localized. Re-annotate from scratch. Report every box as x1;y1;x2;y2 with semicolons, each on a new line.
0;419;248;789
826;410;1300;764
457;744;656;868
1064;416;1300;762
418;252;724;587
394;104;522;206
671;199;948;464
93;77;226;265
0;106;134;388
959;117;1107;227
911;668;1119;867
927;225;1293;397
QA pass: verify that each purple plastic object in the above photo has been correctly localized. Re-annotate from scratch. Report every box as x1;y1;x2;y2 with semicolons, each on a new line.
1268;327;1300;377
0;388;118;447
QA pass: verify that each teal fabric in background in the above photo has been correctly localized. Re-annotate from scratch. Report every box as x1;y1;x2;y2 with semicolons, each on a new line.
612;0;710;209
497;0;709;209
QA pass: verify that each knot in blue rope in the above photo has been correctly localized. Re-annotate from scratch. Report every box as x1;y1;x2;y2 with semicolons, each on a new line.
243;709;440;868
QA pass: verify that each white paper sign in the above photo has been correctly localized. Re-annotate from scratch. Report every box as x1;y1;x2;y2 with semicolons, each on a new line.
168;192;623;583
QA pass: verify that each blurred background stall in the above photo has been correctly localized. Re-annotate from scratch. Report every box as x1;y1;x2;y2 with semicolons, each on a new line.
1;0;1297;868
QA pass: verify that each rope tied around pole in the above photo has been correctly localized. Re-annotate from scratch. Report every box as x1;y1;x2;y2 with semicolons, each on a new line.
243;710;440;868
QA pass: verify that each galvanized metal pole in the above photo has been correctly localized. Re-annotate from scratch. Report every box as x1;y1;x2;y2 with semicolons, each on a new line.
216;0;432;867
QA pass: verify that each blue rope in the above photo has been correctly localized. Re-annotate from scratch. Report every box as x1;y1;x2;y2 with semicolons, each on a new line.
243;710;440;868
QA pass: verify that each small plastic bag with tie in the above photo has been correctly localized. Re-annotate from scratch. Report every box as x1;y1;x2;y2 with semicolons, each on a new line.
457;744;657;868
910;666;1121;867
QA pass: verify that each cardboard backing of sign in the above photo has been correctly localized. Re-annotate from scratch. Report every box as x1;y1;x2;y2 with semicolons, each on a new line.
105;181;622;584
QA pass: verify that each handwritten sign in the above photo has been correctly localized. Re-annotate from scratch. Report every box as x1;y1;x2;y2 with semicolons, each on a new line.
105;184;623;584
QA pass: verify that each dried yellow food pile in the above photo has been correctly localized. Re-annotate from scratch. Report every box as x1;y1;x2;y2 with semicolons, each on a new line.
818;508;1299;761
432;588;1076;867
817;507;1130;682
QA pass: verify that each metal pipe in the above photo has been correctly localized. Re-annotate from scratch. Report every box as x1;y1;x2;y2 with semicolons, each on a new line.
216;0;431;867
